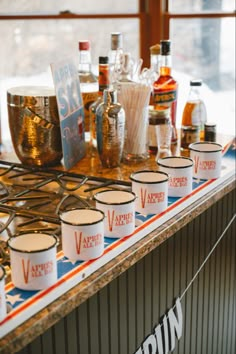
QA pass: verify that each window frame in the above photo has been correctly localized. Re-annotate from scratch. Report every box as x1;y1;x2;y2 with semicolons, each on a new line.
0;0;235;67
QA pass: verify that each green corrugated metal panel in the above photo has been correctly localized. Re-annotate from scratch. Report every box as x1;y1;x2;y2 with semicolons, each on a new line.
19;189;236;354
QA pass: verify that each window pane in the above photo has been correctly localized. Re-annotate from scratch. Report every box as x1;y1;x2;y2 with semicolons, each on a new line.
169;0;235;13
0;19;139;143
0;0;138;14
170;18;235;135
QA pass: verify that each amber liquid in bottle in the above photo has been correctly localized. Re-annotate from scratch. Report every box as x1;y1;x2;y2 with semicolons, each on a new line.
89;57;110;156
153;41;178;143
78;40;98;137
181;79;207;155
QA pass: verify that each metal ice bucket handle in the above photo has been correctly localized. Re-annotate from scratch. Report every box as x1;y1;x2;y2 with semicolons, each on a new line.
23;107;59;130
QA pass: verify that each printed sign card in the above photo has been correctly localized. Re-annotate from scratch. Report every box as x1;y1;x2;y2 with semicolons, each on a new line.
51;58;86;170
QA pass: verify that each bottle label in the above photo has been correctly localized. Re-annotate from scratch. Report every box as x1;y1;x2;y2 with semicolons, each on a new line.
153;90;177;105
82;92;98;131
99;66;110;92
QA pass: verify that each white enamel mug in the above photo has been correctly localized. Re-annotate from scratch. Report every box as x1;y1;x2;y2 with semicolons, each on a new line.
60;208;105;261
8;232;58;291
94;190;136;238
157;156;193;197
130;170;169;215
0;265;7;322
189;141;222;179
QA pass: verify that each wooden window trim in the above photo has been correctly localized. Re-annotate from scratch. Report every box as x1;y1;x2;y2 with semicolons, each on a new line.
0;1;235;68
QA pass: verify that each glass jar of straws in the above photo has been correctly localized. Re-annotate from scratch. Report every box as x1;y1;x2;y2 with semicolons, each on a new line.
118;82;151;163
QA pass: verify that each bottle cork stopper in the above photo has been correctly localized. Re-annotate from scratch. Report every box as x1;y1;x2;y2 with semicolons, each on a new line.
150;44;161;55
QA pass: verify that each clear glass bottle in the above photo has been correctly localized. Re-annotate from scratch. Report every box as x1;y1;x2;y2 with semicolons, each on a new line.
115;52;134;99
109;32;123;84
180;79;207;155
89;56;110;156
153;40;178;144
150;43;161;76
149;43;161;106
96;89;125;168
78;40;98;140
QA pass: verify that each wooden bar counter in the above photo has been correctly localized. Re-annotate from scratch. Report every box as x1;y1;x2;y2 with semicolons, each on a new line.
0;137;235;354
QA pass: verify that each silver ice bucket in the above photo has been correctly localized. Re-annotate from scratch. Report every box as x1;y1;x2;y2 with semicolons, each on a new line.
7;86;62;167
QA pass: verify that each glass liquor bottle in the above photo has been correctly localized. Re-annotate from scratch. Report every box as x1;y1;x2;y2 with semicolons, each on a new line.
150;43;161;77
148;43;161;152
153;40;178;143
78;40;98;141
180;79;207;155
115;52;134;99
89;56;110;156
96;89;125;168
109;32;123;84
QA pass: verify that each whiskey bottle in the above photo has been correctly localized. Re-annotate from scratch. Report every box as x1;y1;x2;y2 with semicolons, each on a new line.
153;40;178;143
78;40;98;140
89;56;110;155
180;79;207;155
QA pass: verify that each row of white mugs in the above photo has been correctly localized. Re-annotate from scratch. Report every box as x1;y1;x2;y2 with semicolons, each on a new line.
0;141;223;319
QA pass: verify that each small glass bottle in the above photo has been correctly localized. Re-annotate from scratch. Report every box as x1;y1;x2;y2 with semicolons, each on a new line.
153;40;178;144
180;79;207;155
96;89;125;168
89;56;110;156
78;40;98;140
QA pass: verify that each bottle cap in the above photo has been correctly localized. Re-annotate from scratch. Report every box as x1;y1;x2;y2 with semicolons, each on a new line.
204;122;216;128
78;40;90;51
111;32;123;50
150;44;161;55
160;40;171;55
99;56;109;64
190;79;202;86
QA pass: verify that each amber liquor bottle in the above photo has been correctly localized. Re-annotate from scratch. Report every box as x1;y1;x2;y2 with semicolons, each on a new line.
89;56;110;155
78;40;98;141
153;40;178;143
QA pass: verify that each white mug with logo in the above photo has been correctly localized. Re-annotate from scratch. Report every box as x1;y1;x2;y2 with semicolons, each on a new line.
0;265;7;322
130;170;169;215
8;232;58;291
157;156;193;197
94;190;136;238
60;208;105;262
189;141;222;179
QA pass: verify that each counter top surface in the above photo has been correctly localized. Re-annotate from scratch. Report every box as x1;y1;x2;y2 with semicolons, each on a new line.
0;136;235;353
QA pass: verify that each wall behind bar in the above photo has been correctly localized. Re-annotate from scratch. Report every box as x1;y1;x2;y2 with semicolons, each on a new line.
18;188;236;354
